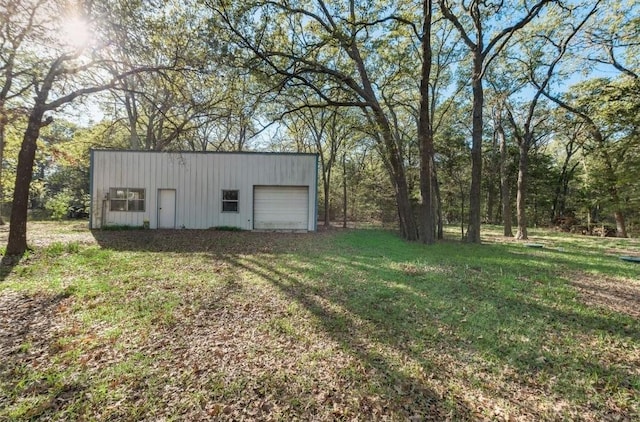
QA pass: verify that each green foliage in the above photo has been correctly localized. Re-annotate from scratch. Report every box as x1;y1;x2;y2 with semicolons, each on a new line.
2;0;639;250
44;189;74;220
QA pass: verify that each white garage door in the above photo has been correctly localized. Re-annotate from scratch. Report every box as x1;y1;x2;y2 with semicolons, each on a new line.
254;186;309;230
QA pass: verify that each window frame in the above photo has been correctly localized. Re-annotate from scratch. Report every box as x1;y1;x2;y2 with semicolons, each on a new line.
222;189;239;213
109;188;146;212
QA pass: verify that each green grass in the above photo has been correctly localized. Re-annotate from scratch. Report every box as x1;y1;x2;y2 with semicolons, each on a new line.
0;225;638;420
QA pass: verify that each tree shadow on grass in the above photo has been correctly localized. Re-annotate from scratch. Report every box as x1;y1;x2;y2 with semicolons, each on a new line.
0;254;23;282
90;229;320;255
569;277;640;319
90;228;638;418
221;246;639;419
220;254;474;420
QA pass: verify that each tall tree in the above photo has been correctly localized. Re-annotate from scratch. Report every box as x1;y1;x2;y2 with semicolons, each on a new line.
288;104;348;226
537;78;633;238
102;1;232;152
495;105;513;236
506;2;598;239
208;0;426;239
548;113;585;222
0;0;46;224
4;0;170;255
418;0;435;243
438;0;553;242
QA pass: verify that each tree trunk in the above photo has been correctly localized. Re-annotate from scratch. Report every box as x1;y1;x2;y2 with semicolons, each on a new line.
515;141;529;240
592;133;627;238
486;130;498;224
418;0;435;244
497;112;513;237
601;153;627;238
433;161;443;240
486;180;496;224
372;110;417;240
551;159;569;221
7;108;46;255
0;114;6;225
342;153;347;228
124;91;141;149
613;210;627;238
394;174;417;240
460;180;465;240
348;38;417;240
466;55;484;243
323;166;331;226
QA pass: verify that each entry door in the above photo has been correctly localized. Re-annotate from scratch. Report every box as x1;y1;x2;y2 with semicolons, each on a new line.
158;189;176;229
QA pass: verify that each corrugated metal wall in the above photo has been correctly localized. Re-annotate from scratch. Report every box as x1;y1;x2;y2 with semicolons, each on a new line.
90;151;318;230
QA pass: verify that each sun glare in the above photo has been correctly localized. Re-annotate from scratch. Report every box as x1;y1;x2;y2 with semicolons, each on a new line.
62;16;91;49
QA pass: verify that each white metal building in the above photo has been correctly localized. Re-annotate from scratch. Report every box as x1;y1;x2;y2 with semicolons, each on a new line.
90;150;318;231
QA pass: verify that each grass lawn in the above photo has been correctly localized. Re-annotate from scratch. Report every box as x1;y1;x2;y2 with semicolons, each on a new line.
0;222;638;420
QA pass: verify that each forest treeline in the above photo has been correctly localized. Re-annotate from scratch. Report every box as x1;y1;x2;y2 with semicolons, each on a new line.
1;0;638;254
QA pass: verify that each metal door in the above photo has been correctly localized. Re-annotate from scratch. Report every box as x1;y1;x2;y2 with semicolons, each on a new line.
157;189;176;229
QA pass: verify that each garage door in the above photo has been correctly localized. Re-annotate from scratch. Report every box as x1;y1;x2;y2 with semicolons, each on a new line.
254;186;309;230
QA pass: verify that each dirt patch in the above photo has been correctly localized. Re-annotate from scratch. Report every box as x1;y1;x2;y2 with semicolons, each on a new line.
569;274;640;318
0;222;332;253
0;222;96;248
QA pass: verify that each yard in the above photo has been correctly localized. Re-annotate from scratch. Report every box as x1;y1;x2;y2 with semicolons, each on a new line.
0;222;639;420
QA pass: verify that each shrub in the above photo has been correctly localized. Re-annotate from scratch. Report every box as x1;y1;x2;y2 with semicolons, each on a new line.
44;189;73;220
211;226;244;231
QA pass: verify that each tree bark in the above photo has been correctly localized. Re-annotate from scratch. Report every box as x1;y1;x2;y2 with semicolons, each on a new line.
342;153;347;228
498;116;513;237
0;114;6;225
350;45;417;240
438;0;553;243
124;90;141;149
466;54;484;243
515;141;529;240
433;160;444;240
418;0;435;244
7;107;47;255
323;166;331;226
613;210;627;238
369;106;417;240
486;129;499;224
601;148;628;238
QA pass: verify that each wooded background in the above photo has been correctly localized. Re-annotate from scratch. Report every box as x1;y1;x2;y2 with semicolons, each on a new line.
1;0;638;254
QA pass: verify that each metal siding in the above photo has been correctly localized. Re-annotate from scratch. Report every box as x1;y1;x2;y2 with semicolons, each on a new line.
91;151;317;231
210;155;217;227
193;154;201;228
186;155;193;227
190;155;198;227
179;155;188;228
151;153;160;228
313;154;318;230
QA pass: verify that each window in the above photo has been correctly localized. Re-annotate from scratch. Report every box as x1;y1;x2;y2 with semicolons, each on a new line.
222;190;239;212
109;188;145;212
